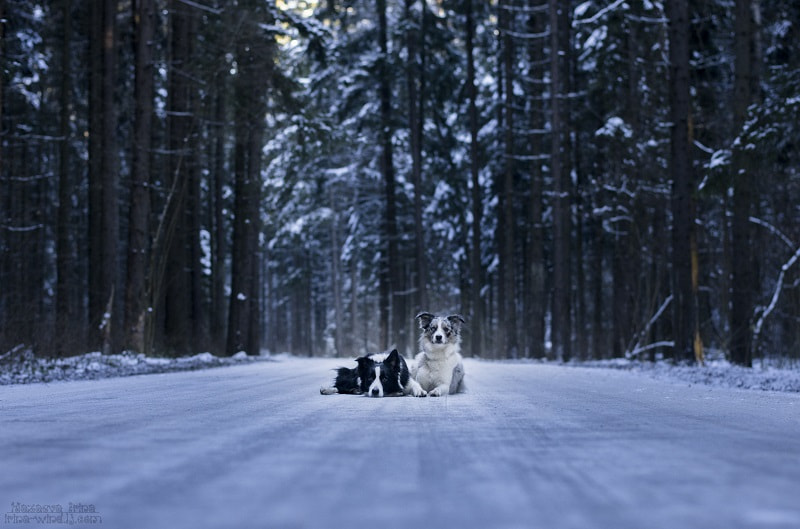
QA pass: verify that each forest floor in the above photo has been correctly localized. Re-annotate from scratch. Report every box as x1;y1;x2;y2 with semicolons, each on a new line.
2;357;800;529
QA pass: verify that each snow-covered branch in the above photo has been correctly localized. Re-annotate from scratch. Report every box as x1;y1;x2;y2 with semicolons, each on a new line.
626;341;675;359
573;0;627;26
626;295;673;359
497;28;550;40
749;217;794;249
753;245;800;342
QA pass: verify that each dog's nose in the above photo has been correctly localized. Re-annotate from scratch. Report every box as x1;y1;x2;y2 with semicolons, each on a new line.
434;335;444;343
371;388;380;397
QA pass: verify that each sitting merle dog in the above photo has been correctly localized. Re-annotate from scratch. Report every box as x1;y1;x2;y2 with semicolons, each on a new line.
320;349;426;397
412;312;466;396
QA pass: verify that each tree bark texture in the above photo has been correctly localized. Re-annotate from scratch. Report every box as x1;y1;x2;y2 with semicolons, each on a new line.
667;0;695;362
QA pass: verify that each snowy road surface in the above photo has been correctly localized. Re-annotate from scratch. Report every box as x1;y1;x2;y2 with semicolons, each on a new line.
3;358;800;529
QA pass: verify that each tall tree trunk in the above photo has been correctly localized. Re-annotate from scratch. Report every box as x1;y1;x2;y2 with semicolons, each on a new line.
0;0;5;339
329;193;344;357
350;235;360;354
550;0;571;362
88;0;103;350
667;0;695;362
406;0;427;325
466;0;483;358
730;0;755;367
227;7;270;356
591;215;605;358
245;117;264;356
227;68;255;356
163;1;196;354
377;0;402;351
189;140;204;353
499;0;518;358
0;0;4;176
56;0;72;354
211;88;228;353
526;0;547;360
89;0;120;354
615;9;644;359
125;0;155;354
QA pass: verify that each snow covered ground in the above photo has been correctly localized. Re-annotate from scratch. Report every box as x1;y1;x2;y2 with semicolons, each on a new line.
0;346;269;385
577;355;800;393
3;356;800;529
3;346;800;393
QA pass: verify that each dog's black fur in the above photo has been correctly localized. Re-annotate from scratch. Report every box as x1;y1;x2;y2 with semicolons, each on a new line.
320;349;425;397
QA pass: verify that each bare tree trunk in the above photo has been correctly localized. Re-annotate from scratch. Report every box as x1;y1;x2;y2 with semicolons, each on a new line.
550;0;571;362
88;0;120;354
227;7;270;356
730;0;756;367
667;0;695;362
125;0;155;354
163;1;195;354
591;216;605;358
227;86;255;356
377;0;402;352
0;0;4;177
88;1;104;351
525;0;547;359
350;244;360;354
466;0;483;358
406;0;428;324
211;88;227;353
56;0;73;354
499;0;518;359
0;0;5;340
329;193;344;357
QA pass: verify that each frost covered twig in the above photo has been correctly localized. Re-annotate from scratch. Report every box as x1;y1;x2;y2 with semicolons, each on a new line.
626;295;673;359
573;0;627;26
753;245;800;344
749;216;794;249
627;341;675;359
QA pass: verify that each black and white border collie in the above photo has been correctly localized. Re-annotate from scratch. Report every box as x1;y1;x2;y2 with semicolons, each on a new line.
412;312;466;397
320;349;427;397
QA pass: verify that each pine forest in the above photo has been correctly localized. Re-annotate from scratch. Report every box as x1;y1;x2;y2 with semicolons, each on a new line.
1;0;799;367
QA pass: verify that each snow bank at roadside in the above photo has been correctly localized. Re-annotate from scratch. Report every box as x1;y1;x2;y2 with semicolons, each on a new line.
576;357;800;393
3;345;799;393
0;346;270;385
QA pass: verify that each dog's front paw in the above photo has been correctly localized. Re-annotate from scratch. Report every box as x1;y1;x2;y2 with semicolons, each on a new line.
428;386;447;397
406;380;427;397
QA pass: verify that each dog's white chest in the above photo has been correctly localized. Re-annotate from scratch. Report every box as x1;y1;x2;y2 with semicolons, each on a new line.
415;348;460;388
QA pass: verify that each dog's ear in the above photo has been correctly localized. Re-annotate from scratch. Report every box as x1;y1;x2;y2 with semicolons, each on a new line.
356;355;373;370
416;312;434;328
385;349;400;368
447;314;465;331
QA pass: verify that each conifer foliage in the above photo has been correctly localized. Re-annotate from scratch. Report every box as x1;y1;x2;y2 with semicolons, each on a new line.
1;1;798;364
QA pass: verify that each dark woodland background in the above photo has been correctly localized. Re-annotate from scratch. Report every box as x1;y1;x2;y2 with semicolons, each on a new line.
1;0;798;366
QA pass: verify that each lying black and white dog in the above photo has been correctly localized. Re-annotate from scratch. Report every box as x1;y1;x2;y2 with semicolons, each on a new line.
320;349;427;397
412;312;466;397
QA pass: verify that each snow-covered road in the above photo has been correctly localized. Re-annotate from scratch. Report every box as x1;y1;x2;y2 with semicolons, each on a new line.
3;358;800;529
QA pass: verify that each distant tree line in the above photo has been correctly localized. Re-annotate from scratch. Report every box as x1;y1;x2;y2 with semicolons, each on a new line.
1;1;798;366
